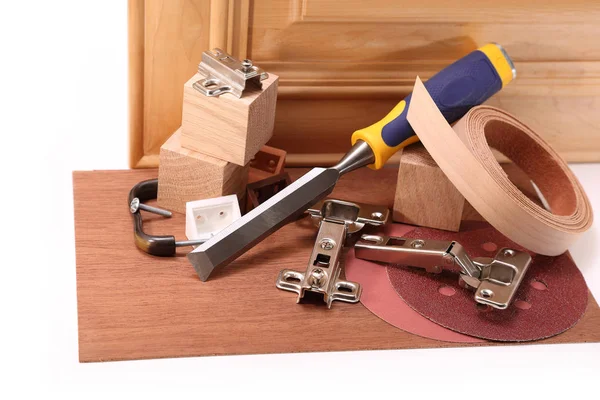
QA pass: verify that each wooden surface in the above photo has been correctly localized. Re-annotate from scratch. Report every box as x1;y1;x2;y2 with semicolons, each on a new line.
181;72;279;166
74;168;600;362
157;129;248;214
394;144;465;231
129;0;600;167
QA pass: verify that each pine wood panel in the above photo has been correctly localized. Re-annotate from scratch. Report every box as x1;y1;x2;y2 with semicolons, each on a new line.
142;0;210;159
74;168;600;362
130;0;600;167
252;1;600;61
302;0;596;24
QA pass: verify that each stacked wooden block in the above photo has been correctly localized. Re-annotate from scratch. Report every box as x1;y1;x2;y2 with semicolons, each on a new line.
157;73;279;214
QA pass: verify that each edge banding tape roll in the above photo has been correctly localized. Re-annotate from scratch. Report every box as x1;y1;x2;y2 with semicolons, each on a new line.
407;77;593;256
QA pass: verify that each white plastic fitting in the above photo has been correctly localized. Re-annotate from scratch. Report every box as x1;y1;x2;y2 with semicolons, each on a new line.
185;195;242;242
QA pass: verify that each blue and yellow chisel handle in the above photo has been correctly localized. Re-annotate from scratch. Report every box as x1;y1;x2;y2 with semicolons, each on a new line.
351;43;516;169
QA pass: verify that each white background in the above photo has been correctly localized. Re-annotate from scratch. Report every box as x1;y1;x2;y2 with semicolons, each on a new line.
0;1;598;398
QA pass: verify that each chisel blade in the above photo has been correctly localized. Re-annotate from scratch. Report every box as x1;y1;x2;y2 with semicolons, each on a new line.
188;167;340;281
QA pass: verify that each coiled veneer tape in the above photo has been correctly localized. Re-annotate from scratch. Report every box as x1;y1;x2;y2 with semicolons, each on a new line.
407;77;592;256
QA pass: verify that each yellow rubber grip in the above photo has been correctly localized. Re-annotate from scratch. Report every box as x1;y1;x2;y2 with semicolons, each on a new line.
351;100;419;170
478;43;515;88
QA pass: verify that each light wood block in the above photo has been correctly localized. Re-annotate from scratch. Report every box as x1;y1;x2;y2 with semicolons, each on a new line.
393;144;465;231
157;129;248;214
181;73;279;166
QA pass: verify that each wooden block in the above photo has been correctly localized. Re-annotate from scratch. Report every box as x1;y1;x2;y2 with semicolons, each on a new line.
157;129;248;214
248;145;287;183
393;144;465;231
181;73;279;166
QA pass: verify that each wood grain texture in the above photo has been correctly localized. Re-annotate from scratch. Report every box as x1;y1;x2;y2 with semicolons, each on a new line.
128;0;145;168
209;0;229;50
157;129;248;214
394;144;465;231
141;0;210;165
130;0;600;167
208;0;250;57
74;168;600;362
181;73;279;166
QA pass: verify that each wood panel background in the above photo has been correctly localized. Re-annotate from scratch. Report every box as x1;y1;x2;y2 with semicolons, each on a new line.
129;0;600;168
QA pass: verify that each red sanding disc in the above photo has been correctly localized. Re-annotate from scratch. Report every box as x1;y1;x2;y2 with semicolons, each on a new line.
345;223;482;343
387;223;589;342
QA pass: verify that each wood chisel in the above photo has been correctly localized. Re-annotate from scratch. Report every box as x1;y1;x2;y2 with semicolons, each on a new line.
189;43;516;281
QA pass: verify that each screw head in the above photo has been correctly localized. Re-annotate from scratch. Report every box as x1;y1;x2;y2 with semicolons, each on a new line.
241;59;253;72
503;249;515;257
129;198;140;214
411;239;425;249
371;212;384;220
320;239;336;250
309;268;326;288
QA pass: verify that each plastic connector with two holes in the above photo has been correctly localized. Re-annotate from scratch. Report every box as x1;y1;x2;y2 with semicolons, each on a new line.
185;195;242;242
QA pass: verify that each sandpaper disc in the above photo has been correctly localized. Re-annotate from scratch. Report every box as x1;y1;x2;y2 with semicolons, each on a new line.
387;222;589;342
345;224;483;343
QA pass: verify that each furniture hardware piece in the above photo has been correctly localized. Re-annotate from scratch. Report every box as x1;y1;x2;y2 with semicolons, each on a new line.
193;48;268;98
185;195;242;242
129;179;205;257
276;199;389;308
130;197;172;217
306;199;390;234
248;145;287;183
355;235;532;309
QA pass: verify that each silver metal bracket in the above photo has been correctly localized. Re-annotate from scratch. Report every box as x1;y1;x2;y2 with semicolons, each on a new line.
193;48;268;98
276;199;389;308
355;235;532;310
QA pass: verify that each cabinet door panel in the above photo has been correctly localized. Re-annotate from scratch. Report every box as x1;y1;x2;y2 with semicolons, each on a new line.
130;0;600;167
